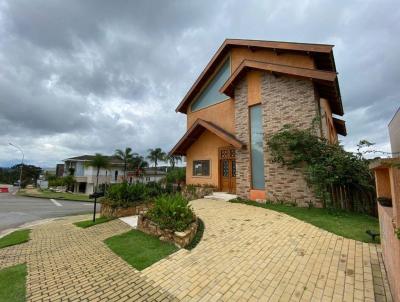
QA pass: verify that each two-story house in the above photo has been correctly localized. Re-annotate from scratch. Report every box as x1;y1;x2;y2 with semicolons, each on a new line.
170;39;346;204
64;155;125;194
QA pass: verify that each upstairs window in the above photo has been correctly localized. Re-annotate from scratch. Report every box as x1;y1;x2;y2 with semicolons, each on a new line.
190;58;231;112
193;160;210;177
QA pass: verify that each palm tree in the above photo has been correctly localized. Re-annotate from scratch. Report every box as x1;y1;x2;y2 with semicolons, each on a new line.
86;153;110;192
147;148;166;173
167;154;182;169
130;155;149;170
114;147;135;181
129;155;149;181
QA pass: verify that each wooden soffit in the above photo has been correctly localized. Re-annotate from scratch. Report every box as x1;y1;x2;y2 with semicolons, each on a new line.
220;59;344;116
332;117;347;136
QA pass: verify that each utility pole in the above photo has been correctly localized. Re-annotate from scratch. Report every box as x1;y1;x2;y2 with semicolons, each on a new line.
9;143;24;190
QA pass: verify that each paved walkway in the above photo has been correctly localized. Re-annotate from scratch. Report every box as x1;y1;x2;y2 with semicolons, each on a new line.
0;199;393;301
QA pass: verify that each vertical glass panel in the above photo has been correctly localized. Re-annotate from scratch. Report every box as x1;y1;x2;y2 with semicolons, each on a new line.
232;160;236;177
250;105;265;189
222;160;229;177
191;58;230;112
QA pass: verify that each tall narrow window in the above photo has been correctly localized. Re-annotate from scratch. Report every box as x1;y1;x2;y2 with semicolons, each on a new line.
250;105;265;189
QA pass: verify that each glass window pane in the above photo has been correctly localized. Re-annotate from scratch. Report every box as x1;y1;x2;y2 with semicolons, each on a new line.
191;58;230;111
193;160;210;176
250;105;265;189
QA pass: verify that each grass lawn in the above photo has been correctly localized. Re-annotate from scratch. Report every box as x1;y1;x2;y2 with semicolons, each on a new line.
0;264;27;302
19;189;92;202
105;230;179;270
0;230;30;249
74;217;113;228
230;199;380;243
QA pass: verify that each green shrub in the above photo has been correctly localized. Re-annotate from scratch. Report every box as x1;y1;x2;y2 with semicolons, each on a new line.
146;194;195;232
104;182;174;208
105;182;147;207
166;167;186;184
145;182;164;198
267;124;375;213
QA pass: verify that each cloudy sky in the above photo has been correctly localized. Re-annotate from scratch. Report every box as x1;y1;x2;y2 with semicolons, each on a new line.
0;0;399;167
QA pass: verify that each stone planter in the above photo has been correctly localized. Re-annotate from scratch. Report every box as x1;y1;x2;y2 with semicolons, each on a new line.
100;200;152;218
137;214;198;248
182;185;216;200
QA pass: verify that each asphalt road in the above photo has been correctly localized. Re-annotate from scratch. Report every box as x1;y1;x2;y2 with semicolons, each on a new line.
0;188;100;233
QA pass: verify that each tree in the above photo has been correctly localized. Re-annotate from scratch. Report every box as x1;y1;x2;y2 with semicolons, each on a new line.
86;153;110;192
114;147;135;181
147;148;166;171
166;154;182;169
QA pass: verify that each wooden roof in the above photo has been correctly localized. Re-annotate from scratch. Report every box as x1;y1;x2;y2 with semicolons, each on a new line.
332;118;347;136
220;59;343;116
169;119;245;156
176;39;338;114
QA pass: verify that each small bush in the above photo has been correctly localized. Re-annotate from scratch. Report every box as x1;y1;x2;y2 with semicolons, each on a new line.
166;167;185;184
146;194;195;232
105;182;147;207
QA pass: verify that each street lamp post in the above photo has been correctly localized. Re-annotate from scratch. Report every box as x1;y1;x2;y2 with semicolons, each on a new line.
9;143;24;190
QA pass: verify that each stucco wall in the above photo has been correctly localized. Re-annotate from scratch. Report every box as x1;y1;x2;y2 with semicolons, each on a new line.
389;108;400;155
378;204;400;301
186;131;229;188
320;98;338;143
187;98;235;133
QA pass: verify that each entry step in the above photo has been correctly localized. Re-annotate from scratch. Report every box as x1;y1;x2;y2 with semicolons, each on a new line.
204;192;238;201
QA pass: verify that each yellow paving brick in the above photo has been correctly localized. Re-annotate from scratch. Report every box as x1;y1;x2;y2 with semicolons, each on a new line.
0;199;392;301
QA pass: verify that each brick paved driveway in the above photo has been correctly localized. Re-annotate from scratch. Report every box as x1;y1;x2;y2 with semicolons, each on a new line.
0;199;393;301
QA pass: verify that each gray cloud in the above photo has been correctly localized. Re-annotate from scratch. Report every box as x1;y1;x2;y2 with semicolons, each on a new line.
0;0;399;167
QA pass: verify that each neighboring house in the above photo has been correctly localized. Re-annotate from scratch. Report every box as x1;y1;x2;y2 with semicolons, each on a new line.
127;168;167;184
55;164;64;177
63;155;125;194
389;107;400;156
170;39;346;203
369;108;400;301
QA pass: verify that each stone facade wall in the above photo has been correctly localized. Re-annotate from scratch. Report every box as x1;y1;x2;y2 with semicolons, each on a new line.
261;73;319;205
234;72;320;205
234;79;251;198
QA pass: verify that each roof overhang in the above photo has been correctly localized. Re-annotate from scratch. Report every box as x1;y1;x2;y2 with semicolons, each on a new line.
332;117;347;136
220;59;343;116
176;38;337;114
169;119;245;156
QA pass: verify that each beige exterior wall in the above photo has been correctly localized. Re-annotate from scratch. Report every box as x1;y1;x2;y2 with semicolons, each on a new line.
389;108;400;155
319;98;338;143
186;131;229;188
187;99;235;133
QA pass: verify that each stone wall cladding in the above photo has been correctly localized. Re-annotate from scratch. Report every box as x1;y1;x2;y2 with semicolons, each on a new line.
100;200;152;218
234;79;251;198
261;73;318;205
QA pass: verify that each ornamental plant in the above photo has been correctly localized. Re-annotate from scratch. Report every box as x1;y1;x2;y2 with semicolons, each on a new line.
105;182;147;207
146;194;195;232
267;124;375;213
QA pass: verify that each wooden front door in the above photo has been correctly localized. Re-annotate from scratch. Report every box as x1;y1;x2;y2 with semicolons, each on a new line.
219;148;236;193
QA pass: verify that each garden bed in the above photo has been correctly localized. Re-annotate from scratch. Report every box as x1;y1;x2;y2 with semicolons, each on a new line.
138;214;198;248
